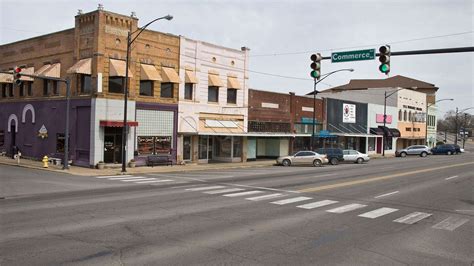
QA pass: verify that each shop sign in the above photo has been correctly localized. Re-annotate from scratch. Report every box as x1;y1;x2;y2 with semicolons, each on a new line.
342;103;356;123
301;117;317;124
38;124;48;139
376;114;392;124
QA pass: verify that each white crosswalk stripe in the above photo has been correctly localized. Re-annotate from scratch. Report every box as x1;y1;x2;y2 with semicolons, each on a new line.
121;178;156;182
95;175;132;179
204;188;245;194
358;207;399;218
297;200;339;210
326;203;367;213
432;217;469;231
393;212;432;224
271;197;312;205
185;186;227;191
107;176;149;180
246;193;284;201
223;191;264;197
135;179;173;184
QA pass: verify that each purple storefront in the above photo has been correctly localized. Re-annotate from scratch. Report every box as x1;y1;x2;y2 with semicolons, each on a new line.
0;99;91;166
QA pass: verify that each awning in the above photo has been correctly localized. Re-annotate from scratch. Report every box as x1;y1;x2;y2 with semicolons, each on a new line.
390;128;401;137
35;63;61;78
67;58;92;75
161;67;180;83
185;70;198;84
378;126;393;137
140;64;162;81
333;132;373;137
208;73;224;87
0;73;13;83
370;127;384;135
109;59;133;78
100;120;138;127
20;67;34;81
227;76;241;89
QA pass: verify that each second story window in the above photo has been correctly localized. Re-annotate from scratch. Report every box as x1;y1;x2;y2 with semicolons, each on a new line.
140;80;154;96
208;86;219;102
184;83;193;100
160;82;173;98
43;80;49;96
80;75;92;94
227;88;237;104
1;84;6;98
19;83;24;97
8;84;13;97
52;81;59;95
26;82;32;96
109;77;124;93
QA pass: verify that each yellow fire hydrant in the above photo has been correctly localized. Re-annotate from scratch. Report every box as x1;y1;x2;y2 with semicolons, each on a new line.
42;156;49;168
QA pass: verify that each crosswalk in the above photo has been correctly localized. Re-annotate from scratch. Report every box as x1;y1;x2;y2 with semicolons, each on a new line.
94;175;178;185
185;185;471;233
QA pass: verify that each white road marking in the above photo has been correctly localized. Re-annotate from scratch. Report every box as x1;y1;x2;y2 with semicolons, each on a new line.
135;179;173;184
204;188;245;194
445;175;459;180
223;191;264;197
107;176;149;180
271;197;312;205
297;200;339;210
374;191;399;198
358;207;399;218
246;193;284;201
455;209;474;213
185;186;226;191
432;217;469;231
95;175;132;178
393;212;432;224
225;183;300;194
121;178;156;182
326;203;367;213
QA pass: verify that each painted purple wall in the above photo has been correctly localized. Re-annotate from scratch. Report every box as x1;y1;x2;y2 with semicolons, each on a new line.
135;102;178;165
0;99;91;166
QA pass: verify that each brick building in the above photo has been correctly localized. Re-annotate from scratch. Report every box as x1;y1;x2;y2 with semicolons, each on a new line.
0;7;181;167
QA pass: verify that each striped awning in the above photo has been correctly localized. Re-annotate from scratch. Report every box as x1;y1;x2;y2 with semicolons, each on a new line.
109;59;133;78
140;64;162;81
161;67;180;83
67;58;92;75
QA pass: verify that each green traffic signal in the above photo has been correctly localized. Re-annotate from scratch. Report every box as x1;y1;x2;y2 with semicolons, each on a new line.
311;70;320;79
379;64;390;73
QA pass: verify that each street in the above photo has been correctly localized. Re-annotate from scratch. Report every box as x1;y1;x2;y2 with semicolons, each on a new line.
1;154;473;265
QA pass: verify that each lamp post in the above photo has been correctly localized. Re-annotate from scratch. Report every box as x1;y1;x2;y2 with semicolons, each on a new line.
382;87;416;156
425;98;453;147
310;68;354;151
454;107;474;145
121;14;173;173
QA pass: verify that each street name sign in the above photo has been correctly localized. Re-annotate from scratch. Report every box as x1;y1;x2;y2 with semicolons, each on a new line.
331;49;375;63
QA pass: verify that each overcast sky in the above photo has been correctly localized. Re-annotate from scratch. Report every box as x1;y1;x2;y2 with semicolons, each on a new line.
1;0;472;115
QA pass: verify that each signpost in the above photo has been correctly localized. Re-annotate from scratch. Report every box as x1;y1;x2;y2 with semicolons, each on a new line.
331;49;375;63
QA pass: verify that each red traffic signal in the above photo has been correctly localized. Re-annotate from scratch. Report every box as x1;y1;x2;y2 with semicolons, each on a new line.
13;67;22;85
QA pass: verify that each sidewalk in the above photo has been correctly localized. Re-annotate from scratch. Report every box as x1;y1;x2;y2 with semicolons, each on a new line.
0;155;276;176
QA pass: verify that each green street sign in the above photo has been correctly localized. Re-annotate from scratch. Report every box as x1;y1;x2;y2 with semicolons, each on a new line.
331;49;375;63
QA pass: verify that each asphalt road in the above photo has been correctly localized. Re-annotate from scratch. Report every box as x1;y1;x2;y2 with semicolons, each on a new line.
1;153;473;265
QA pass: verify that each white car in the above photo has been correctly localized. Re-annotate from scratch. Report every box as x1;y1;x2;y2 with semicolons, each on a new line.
342;149;370;164
276;151;328;167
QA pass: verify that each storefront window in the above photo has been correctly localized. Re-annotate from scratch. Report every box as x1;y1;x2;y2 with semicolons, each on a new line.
56;133;70;153
198;136;208;159
385;137;393;150
233;137;242;158
214;136;232;157
368;137;375;152
137;136;172;155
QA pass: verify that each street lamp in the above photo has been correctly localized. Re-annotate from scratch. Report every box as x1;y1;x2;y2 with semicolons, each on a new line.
310;68;354;151
382;87;417;156
454;107;474;145
121;14;173;173
424;98;453;147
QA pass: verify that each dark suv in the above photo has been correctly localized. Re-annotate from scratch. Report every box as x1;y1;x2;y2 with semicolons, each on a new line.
316;148;344;165
431;144;460;155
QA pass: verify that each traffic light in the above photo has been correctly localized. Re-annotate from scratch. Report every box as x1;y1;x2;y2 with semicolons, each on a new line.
13;67;22;86
310;53;322;80
378;45;390;75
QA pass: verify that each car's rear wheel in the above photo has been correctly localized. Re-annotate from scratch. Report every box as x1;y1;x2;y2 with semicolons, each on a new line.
447;151;452;155
282;159;291;166
313;159;322;167
330;158;339;165
420;152;427;157
356;158;364;164
400;152;407;157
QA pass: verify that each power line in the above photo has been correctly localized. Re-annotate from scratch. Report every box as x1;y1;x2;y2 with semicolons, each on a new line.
251;31;474;57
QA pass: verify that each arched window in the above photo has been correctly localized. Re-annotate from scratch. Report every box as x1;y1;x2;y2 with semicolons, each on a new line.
408;111;412;122
404;110;407;121
398;110;402;121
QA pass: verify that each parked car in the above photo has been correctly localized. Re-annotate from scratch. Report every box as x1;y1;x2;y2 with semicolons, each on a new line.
395;145;431;157
276;151;328;167
431;144;459;155
316;148;344;165
343;149;370;164
452;144;462;154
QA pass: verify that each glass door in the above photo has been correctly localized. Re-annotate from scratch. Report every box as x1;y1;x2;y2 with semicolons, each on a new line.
183;136;191;160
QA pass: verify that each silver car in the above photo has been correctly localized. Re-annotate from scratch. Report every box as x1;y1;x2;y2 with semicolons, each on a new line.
342;150;370;164
276;151;328;167
396;145;431;157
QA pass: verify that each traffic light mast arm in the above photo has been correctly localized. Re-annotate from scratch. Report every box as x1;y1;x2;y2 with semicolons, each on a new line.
315;68;354;85
0;70;66;82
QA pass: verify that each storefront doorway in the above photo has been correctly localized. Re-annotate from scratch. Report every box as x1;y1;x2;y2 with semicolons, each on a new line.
183;136;191;161
104;127;123;163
